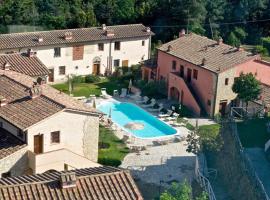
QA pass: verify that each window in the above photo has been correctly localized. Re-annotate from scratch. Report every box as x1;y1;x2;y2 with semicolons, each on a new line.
172;61;176;70
225;78;229;85
180;65;184;77
114;59;120;67
98;43;104;51
193;69;198;80
142;40;145;46
54;47;61;57
51;131;60;144
207;99;211;106
0;121;2;128
1;171;11;178
59;66;66;75
114;41;121;50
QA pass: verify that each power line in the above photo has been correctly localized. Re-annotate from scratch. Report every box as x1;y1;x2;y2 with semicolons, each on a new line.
150;18;270;28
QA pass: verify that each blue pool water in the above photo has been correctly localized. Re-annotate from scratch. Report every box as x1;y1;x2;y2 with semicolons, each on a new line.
97;101;177;138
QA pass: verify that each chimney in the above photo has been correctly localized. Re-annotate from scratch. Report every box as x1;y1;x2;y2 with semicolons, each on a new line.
167;45;173;52
202;58;207;66
60;172;77;189
29;84;42;99
217;37;223;45
64;32;73;40
145;27;151;33
0;96;7;107
237;45;244;52
105;29;115;37
102;24;107;30
3;61;11;70
37;36;43;43
27;49;35;57
179;29;186;37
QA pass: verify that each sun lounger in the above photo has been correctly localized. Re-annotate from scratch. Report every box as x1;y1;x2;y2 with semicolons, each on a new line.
130;92;141;100
165;113;180;121
101;88;111;99
142;99;156;108
158;110;173;118
149;103;163;112
120;88;127;98
136;96;149;104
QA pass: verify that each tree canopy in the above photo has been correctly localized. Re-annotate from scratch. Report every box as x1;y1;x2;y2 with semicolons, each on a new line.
0;0;270;44
232;73;261;104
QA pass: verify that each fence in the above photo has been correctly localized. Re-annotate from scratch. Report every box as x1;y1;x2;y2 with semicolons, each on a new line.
195;157;216;200
222;118;270;200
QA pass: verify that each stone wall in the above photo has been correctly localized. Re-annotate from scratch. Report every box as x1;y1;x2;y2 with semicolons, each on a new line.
73;45;84;60
82;116;99;162
0;147;28;177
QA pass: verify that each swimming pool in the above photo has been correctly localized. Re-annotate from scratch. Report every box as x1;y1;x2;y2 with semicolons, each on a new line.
97;101;177;138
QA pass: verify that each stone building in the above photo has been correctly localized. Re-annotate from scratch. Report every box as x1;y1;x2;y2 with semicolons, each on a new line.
0;24;154;82
0;69;101;177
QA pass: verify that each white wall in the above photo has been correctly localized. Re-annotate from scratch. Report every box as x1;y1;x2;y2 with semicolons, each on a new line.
4;36;151;82
26;110;99;162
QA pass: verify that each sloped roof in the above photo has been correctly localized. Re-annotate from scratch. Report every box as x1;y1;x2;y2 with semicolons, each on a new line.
0;24;153;50
158;33;257;73
0;53;49;76
0;70;100;130
0;127;26;159
0;166;143;200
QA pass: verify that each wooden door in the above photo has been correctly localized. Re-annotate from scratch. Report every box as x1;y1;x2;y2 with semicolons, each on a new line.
187;68;192;83
219;101;227;116
34;135;43;154
122;60;129;67
93;64;100;75
48;69;54;82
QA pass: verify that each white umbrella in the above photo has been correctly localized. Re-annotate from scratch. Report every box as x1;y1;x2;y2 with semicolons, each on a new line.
92;98;96;108
108;107;112;118
124;122;144;130
128;79;132;94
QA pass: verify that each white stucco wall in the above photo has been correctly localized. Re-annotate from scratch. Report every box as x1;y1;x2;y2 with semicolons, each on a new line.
2;36;150;82
26;110;99;161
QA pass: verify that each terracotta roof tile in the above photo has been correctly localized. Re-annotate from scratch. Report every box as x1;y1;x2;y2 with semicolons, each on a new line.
0;70;101;130
158;33;257;73
0;24;153;50
0;167;143;200
0;127;26;159
0;53;49;77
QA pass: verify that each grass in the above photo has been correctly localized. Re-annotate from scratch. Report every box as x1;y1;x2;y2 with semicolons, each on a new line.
98;125;129;167
52;77;128;97
237;117;270;148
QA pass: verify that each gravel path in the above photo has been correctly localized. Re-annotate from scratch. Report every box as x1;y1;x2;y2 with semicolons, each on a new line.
120;142;196;186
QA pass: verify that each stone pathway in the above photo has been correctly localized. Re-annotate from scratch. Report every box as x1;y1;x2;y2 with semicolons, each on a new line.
120;142;196;186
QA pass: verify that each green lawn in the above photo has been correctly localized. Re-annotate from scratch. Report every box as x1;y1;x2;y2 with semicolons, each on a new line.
98;126;129;167
237;118;270;148
52;77;128;97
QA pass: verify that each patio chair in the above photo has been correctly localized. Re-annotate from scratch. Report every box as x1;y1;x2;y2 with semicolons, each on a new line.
120;88;127;98
130;91;141;100
165;112;180;121
101;88;111;99
165;113;180;122
136;96;149;104
149;103;163;112
142;99;156;108
158;109;173;118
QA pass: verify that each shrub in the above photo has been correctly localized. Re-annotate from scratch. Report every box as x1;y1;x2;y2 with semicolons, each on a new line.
85;75;101;83
141;80;167;99
171;103;194;117
253;45;269;56
262;37;270;53
71;75;85;83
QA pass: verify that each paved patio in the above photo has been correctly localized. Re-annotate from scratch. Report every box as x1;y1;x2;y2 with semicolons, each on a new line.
120;142;196;186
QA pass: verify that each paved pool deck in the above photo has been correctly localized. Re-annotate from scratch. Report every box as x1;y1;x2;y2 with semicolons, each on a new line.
120;142;196;186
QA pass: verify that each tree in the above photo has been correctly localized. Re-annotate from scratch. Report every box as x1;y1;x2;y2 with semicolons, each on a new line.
160;180;209;200
160;181;192;200
227;32;241;47
232;73;261;109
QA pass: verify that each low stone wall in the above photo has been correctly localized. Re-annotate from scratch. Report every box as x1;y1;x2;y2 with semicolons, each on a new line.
0;147;28;177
